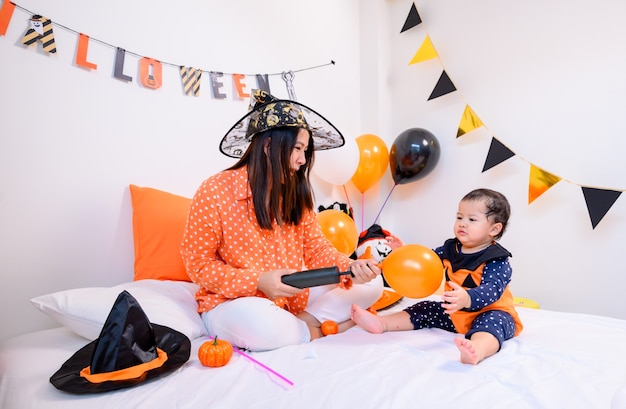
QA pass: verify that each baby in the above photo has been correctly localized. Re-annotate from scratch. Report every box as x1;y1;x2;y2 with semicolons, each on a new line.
351;188;523;364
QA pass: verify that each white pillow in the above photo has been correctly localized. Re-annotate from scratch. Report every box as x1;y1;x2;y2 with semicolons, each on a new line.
30;279;207;341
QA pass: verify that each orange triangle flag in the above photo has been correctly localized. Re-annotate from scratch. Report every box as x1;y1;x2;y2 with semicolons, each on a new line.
409;35;438;65
457;105;485;137
528;165;561;204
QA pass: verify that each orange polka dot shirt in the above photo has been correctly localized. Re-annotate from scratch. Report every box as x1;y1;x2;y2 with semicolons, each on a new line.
181;166;352;314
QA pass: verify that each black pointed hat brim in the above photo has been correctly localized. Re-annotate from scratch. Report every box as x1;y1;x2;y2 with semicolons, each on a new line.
50;324;191;394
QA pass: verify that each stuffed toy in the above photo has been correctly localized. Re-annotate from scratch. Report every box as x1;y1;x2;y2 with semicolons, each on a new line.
317;201;353;219
353;223;403;289
354;224;394;263
354;224;405;311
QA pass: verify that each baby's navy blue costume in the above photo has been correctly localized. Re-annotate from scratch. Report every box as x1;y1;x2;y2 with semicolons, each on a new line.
404;238;523;348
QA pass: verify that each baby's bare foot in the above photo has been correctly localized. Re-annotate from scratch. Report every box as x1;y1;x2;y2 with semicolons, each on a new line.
350;304;384;334
455;337;480;365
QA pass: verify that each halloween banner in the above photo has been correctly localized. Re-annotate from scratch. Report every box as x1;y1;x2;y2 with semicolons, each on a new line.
409;35;437;64
0;0;15;36
0;2;334;99
481;138;514;173
400;2;422;33
581;187;622;229
457;105;484;138
401;1;624;229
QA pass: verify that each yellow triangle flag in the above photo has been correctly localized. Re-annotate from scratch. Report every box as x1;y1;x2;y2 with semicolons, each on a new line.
457;105;485;137
409;35;438;65
528;165;561;204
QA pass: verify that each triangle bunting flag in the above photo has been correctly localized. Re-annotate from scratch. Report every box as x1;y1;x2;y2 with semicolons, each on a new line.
457;105;485;137
428;71;456;100
581;187;622;229
400;3;422;33
528;165;561;204
482;138;515;172
409;35;438;65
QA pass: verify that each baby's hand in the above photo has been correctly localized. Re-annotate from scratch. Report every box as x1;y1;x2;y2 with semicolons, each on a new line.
385;234;404;250
441;281;470;314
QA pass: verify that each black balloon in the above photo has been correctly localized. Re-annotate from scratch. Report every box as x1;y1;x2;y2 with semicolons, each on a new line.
389;128;440;185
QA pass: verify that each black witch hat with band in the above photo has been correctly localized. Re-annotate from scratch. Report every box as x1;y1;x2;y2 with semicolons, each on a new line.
219;89;345;158
50;291;191;394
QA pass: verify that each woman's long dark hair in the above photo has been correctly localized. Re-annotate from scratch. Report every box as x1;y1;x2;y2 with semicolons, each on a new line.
227;127;316;230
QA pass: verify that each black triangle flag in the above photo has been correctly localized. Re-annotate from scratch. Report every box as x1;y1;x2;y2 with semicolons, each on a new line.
401;3;422;33
428;71;456;100
482;138;515;172
581;187;622;229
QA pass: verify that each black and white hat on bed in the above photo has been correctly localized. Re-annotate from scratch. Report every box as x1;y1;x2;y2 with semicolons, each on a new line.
50;290;191;394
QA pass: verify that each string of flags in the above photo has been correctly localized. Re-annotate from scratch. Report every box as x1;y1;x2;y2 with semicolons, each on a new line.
400;2;623;229
2;0;620;228
0;1;334;99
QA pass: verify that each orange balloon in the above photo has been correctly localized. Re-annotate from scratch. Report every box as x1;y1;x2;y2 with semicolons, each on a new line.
317;209;359;256
350;134;389;193
381;244;443;298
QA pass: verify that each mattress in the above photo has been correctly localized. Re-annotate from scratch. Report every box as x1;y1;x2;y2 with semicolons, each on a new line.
2;296;626;409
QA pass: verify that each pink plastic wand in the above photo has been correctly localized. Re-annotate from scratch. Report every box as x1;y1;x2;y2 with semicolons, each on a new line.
234;348;294;387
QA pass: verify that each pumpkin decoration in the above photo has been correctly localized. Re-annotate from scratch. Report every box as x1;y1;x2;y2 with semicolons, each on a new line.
321;320;339;336
198;336;233;368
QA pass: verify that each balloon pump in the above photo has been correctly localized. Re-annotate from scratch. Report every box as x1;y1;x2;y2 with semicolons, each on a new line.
281;267;353;288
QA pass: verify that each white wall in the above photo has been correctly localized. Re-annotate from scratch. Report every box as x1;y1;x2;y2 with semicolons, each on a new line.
1;0;624;343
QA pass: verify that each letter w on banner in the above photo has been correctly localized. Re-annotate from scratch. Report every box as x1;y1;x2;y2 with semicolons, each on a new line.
180;66;202;97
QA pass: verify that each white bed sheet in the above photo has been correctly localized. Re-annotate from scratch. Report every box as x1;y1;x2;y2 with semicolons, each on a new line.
2;298;626;409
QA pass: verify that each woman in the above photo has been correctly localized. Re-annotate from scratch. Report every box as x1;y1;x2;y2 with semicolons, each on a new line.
181;90;383;351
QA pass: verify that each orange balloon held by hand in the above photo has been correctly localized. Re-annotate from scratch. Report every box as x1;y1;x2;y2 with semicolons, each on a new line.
381;244;443;298
350;134;389;194
317;209;359;255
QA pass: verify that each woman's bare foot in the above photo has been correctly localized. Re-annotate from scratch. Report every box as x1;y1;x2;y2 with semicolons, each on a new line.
454;337;480;365
350;304;384;334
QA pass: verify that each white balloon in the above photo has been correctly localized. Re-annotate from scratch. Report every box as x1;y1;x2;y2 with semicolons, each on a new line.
313;136;359;186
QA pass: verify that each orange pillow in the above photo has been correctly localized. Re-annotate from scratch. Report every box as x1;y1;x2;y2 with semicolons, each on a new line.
129;185;192;282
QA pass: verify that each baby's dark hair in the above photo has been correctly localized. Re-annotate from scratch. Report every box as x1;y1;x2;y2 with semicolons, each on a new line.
462;188;510;240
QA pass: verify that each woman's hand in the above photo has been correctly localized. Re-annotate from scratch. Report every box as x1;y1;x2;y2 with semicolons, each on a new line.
441;281;470;314
257;269;302;300
348;259;381;284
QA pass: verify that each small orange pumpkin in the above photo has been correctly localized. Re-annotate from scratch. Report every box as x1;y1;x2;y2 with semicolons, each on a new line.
198;336;233;368
321;320;339;336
